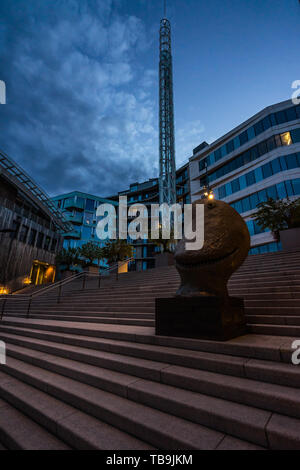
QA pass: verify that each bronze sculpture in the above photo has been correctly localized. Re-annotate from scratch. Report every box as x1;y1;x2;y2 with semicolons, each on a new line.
155;198;251;341
175;198;250;298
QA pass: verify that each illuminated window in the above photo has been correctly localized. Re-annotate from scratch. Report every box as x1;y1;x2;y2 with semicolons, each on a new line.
280;132;292;146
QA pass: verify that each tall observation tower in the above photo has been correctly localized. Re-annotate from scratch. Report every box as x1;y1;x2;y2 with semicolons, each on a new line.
159;3;176;206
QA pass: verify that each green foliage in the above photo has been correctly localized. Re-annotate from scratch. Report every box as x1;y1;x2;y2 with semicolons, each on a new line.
149;228;177;254
55;247;80;271
103;240;133;264
252;197;300;241
79;242;105;267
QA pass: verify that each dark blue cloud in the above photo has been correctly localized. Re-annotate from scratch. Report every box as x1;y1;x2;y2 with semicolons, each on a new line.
0;0;159;197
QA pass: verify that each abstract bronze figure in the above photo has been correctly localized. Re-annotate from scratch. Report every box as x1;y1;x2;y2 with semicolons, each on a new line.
155;198;251;341
175;198;250;298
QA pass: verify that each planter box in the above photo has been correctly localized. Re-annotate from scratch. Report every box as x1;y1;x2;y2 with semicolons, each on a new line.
280;228;300;252
118;261;128;274
155;252;174;268
83;266;99;274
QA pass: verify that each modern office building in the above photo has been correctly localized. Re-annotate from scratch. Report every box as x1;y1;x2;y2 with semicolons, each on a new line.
51;191;118;255
189;99;300;254
0;150;71;292
110;163;191;271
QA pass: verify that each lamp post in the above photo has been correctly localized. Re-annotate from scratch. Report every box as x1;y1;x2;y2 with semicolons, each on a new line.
202;161;214;200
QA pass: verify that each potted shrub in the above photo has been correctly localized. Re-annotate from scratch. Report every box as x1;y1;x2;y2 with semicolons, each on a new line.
103;240;133;277
149;228;176;268
56;247;80;279
79;242;105;274
252;197;300;251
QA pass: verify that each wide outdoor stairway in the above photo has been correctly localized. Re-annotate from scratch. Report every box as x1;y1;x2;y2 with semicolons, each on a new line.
0;250;300;449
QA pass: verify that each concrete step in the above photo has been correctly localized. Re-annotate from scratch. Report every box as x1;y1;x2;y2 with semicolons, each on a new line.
0;324;299;387
245;307;300;316
244;299;300;307
4;341;300;423
2;353;299;448
249;324;300;337
2;314;155;327
0;356;230;450
246;315;300;326
0;317;296;363
0;370;153;450
0;397;70;450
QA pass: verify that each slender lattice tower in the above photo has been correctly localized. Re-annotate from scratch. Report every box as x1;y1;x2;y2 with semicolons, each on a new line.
159;6;176;206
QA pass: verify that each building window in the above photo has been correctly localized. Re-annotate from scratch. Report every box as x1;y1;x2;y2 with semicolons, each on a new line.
28;228;37;246
51;238;58;252
85;199;95;211
36;232;44;249
19;225;29;243
280;132;292;146
44;236;51;251
239;130;248;146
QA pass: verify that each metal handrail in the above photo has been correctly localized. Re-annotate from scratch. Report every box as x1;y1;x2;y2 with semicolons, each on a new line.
0;257;135;320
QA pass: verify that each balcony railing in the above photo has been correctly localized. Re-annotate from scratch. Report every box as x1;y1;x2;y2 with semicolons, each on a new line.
64;213;83;225
64;198;85;211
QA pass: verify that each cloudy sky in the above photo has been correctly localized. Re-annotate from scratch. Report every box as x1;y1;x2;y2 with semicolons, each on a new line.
0;0;299;197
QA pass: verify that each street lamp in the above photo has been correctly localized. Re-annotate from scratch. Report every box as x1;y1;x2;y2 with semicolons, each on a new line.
202;161;215;200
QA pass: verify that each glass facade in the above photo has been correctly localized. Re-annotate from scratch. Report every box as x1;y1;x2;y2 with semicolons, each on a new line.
230;178;300;214
216;152;300;199
200;129;300;186
198;104;300;168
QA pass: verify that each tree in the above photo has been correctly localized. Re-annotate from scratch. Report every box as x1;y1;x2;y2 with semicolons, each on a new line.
148;227;177;254
103;240;133;265
252;197;300;241
55;247;80;271
79;242;105;267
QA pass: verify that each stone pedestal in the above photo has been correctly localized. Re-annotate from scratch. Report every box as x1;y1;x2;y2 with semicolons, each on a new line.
155;296;247;341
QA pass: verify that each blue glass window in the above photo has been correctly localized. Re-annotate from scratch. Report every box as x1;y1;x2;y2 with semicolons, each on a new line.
286;107;297;121
291;128;300;143
239;131;248;146
247;127;256;140
242;197;251;212
218;185;226;199
292;179;300;195
250;192;259;208
270;114;277;126
246;171;256;186
286;153;298;170
276;182;287;199
296;106;300;119
225;182;232;195
279;156;288;171
254;121;264;136
214;148;222;161
266;136;276;152
266;186;277;200
275;110;287;124
262;116;271;131
285;180;294;197
231;179;240;193
85;199;95;211
262;163;273;179
233;137;240;149
239;174;247;190
271;158;281;174
254;166;263;182
258;141;267;156
226;140;234;154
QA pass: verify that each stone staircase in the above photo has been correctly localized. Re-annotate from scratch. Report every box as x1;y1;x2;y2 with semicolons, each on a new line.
0;250;299;449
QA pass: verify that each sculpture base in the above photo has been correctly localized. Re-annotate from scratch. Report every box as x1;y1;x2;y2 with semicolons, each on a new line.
155;296;247;341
